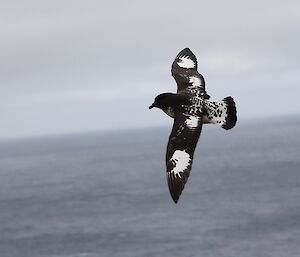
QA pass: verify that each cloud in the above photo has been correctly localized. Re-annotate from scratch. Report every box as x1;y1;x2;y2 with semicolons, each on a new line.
1;0;300;139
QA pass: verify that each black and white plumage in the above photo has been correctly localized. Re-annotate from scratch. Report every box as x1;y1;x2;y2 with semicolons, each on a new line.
149;48;237;203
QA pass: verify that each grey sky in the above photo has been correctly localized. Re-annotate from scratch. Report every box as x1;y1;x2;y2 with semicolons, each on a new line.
1;0;300;139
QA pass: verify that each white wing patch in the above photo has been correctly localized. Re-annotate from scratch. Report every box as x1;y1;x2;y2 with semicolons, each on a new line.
185;116;199;128
189;76;201;87
170;150;191;177
177;56;195;69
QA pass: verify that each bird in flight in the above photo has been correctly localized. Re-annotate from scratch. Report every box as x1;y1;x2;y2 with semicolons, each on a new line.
149;48;237;203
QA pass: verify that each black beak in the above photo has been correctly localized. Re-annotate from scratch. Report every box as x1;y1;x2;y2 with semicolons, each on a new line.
149;103;155;109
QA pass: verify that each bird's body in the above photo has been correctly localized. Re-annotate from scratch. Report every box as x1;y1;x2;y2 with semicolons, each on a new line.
149;48;237;203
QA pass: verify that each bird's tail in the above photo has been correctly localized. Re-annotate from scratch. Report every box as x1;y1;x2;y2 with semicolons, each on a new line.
203;96;237;130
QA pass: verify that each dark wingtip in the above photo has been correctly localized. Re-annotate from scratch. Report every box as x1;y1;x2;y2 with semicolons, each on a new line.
172;198;179;204
179;47;194;56
177;47;196;57
170;191;179;204
167;172;180;204
222;96;237;130
167;171;190;204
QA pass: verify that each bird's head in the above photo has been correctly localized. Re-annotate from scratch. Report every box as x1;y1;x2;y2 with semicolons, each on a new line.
149;93;174;110
149;93;190;111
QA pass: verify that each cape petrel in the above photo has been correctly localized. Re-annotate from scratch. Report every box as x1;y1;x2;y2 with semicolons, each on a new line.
149;48;237;203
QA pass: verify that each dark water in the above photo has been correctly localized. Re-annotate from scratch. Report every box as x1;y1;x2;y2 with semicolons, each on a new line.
1;117;300;257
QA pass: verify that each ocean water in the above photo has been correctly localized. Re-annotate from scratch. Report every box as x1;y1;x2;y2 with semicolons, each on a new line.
0;117;300;257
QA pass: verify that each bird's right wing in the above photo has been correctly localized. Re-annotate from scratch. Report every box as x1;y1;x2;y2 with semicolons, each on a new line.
171;48;209;99
166;112;203;203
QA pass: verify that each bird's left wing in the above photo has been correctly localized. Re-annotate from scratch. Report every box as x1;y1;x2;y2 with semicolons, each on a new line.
166;112;203;203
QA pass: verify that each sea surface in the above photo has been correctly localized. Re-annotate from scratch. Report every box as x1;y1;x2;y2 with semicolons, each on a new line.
0;117;300;257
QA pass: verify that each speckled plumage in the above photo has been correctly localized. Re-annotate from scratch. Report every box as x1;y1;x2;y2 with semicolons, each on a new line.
149;48;237;203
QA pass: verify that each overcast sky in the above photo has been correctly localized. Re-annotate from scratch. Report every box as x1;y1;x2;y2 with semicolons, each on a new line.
1;0;300;139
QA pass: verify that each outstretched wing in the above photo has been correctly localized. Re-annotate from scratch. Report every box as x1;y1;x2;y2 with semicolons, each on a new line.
171;48;209;99
166;112;203;203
